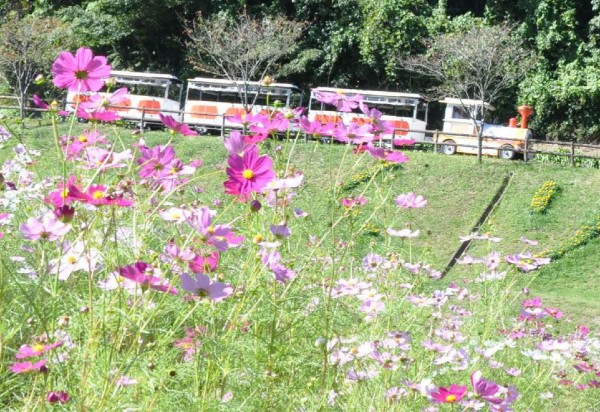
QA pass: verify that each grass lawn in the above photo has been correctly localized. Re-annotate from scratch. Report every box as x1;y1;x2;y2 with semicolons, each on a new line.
2;120;600;410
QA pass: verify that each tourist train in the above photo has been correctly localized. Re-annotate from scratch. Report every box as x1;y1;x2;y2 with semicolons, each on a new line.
65;71;533;160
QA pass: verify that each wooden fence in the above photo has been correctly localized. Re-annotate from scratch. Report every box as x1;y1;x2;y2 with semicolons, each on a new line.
2;95;600;165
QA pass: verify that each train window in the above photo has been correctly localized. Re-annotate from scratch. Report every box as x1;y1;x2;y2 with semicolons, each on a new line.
452;106;471;120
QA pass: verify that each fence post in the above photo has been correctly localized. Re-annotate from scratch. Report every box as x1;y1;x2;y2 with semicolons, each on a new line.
524;133;529;163
571;141;575;167
140;107;145;133
433;130;439;154
221;115;225;138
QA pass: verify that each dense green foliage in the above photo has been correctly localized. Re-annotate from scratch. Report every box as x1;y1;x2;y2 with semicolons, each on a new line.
2;0;600;141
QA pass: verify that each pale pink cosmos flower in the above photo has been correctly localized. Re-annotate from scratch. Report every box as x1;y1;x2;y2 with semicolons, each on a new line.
341;195;368;208
20;212;71;241
520;235;538;245
180;273;233;301
387;227;420;238
116;376;139;387
395;192;427;209
48;241;100;281
52;47;111;92
158;207;190;223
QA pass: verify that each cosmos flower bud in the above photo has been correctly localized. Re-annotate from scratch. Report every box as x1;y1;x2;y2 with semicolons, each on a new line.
250;200;262;212
53;205;75;223
262;75;274;86
47;391;70;404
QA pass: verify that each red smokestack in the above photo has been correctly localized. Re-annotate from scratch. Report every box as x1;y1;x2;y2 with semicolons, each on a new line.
518;105;534;129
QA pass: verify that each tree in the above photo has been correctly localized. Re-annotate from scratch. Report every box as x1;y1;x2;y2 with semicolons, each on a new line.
0;14;67;122
185;12;305;109
400;23;535;162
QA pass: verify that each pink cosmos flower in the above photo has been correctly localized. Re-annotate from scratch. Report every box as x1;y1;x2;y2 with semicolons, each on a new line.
298;116;334;138
10;359;47;374
314;89;364;112
52;47;111;92
117;261;178;295
430;384;467;403
224;130;249;155
224;146;275;201
393;138;416;147
32;95;69;116
248;112;290;138
545;307;564;319
471;371;502;404
341;195;368;208
20;212;71;241
365;143;409;163
185;207;244;252
333;121;374;144
180;273;233;301
189;251;219;273
520;235;538;245
67;183;134;207
395;192;427;209
76;106;120;122
16;341;63;359
505;252;550;272
79;87;129;111
159;114;198;136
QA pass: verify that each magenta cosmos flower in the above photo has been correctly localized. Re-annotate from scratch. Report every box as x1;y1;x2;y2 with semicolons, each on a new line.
430;384;467;403
366;143;409;164
224;146;275;201
117;261;178;295
159;114;198;136
471;371;502;404
52;47;111;92
180;273;232;302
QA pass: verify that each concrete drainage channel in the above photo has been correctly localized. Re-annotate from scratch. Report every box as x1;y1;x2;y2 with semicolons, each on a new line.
440;171;515;278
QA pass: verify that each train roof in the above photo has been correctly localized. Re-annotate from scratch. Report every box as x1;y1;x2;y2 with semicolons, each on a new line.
187;77;300;91
110;70;182;84
311;87;425;100
439;97;495;111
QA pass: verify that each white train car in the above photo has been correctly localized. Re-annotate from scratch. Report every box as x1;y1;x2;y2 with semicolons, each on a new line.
66;70;183;124
182;77;303;132
307;87;429;144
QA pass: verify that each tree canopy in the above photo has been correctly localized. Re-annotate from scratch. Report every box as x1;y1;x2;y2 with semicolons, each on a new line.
2;0;600;142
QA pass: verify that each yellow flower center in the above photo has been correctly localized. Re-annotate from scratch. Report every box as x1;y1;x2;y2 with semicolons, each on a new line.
61;189;69;198
445;395;457;403
78;135;88;143
32;343;45;353
242;169;254;179
92;190;104;200
207;226;215;235
67;256;77;265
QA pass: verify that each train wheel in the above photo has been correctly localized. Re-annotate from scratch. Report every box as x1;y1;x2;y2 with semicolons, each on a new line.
498;144;515;160
440;140;456;155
